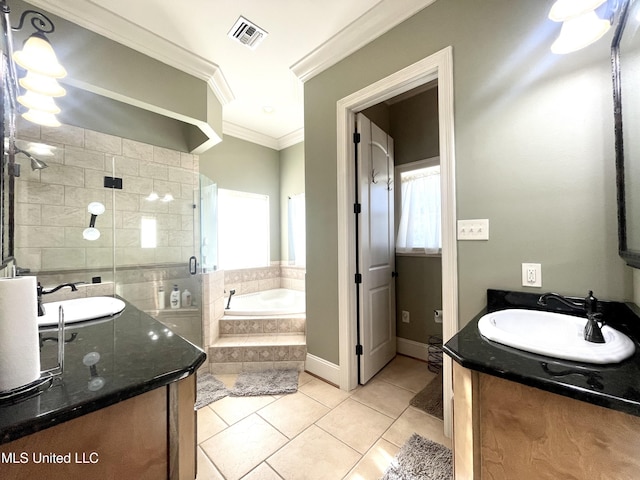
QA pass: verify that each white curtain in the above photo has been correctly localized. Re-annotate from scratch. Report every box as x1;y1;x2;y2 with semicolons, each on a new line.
396;167;441;254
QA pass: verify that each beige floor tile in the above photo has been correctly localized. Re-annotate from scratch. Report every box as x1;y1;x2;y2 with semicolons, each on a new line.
376;355;436;393
383;406;451;449
316;398;394;454
197;446;224;480
210;394;277;425
242;462;283;479
344;438;399;480
267;425;361;480
297;371;314;387
197;406;228;444
201;414;288;480
298;377;350;408
350;378;414;418
258;392;330;438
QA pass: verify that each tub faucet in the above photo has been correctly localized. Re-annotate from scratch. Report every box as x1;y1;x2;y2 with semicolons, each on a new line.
537;290;605;343
225;289;236;310
37;282;79;317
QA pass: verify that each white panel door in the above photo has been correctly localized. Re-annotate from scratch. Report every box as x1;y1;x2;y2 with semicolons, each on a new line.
357;113;396;384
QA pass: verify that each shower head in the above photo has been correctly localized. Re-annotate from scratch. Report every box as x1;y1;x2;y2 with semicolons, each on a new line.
16;148;48;170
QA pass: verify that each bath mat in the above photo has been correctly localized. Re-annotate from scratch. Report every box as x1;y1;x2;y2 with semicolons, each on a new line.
409;372;443;420
230;369;298;396
195;373;229;409
381;433;452;480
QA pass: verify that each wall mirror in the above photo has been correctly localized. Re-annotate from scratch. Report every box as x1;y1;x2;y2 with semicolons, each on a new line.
613;0;640;268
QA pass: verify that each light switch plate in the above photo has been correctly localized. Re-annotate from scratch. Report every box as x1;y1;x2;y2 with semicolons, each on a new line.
457;219;489;240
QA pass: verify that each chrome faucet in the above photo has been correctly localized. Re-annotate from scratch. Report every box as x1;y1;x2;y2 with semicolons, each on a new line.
37;282;79;317
537;290;605;343
225;289;236;310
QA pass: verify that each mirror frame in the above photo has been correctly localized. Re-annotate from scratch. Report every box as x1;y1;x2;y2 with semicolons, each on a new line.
612;0;640;268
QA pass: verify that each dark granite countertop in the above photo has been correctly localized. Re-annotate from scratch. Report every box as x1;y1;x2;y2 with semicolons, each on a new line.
0;299;206;445
444;289;640;417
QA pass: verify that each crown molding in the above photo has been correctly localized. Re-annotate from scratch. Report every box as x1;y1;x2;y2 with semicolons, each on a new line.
291;0;437;82
277;128;304;150
23;0;234;106
223;122;279;150
222;123;304;151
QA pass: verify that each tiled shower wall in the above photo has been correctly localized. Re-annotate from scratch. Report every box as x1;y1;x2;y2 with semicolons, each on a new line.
14;120;199;273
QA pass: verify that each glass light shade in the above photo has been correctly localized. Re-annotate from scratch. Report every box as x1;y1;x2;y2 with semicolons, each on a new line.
82;227;101;241
17;90;60;114
19;72;66;97
145;192;159;201
549;0;607;22
87;202;105;215
161;193;174;202
13;34;67;78
21;109;61;127
551;11;611;54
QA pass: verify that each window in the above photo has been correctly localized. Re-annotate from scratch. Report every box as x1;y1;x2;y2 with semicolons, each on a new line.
217;189;269;270
288;193;305;266
395;158;441;255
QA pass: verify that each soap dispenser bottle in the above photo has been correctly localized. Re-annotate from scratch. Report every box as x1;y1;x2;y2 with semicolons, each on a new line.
170;285;181;309
157;285;165;310
181;288;192;307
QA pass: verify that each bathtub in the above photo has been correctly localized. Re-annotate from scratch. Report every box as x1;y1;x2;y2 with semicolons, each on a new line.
225;288;305;316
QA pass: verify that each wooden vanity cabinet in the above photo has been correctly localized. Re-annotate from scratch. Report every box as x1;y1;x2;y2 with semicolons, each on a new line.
453;363;640;480
0;375;196;480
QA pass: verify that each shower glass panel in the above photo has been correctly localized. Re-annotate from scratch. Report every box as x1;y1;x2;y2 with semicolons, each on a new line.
112;150;203;348
10;125;204;350
199;175;217;273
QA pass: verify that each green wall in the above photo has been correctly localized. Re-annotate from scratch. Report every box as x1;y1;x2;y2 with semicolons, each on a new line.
280;142;306;262
304;0;632;364
199;136;281;263
14;0;221;153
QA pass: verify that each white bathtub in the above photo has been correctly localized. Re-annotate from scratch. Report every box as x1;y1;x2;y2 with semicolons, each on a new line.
225;288;305;316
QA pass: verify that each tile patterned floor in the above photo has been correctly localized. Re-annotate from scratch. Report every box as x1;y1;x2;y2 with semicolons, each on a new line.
196;355;450;480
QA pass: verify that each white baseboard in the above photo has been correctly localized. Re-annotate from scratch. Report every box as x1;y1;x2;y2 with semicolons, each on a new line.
305;353;341;386
397;337;429;362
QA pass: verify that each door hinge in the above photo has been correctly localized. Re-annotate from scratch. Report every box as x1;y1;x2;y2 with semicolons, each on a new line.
355;273;362;284
354;203;361;214
355;344;363;356
353;132;361;144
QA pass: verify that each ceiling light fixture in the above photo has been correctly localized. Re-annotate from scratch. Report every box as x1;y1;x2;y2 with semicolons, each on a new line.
2;2;67;127
548;0;614;54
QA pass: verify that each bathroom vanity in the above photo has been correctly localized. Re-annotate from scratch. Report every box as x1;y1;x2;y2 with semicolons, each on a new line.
444;290;640;480
0;299;206;480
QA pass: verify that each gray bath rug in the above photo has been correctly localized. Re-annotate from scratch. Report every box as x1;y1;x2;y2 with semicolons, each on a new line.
381;433;452;480
230;369;298;396
410;372;443;420
195;373;229;409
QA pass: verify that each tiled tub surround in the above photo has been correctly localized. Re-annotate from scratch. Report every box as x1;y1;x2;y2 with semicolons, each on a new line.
13;121;199;272
207;266;307;374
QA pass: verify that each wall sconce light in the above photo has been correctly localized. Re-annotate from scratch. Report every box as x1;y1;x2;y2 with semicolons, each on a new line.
83;202;105;241
2;2;67;127
549;0;614;54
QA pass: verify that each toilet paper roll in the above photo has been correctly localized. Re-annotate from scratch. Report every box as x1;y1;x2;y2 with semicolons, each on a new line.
0;276;41;391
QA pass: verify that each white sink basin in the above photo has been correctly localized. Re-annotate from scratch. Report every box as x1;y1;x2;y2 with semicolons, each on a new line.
38;296;126;327
477;309;636;364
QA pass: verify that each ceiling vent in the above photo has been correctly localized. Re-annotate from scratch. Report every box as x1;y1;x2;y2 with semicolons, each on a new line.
228;16;268;50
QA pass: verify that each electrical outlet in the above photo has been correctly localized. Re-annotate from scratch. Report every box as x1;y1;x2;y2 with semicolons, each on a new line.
522;263;542;287
402;311;410;323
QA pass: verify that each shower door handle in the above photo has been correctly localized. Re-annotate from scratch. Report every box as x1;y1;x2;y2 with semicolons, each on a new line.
189;256;197;275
